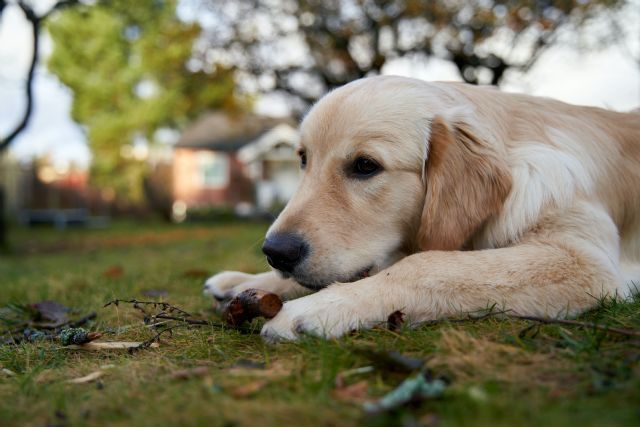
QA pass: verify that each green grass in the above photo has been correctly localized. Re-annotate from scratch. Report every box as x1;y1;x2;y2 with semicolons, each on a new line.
1;221;639;427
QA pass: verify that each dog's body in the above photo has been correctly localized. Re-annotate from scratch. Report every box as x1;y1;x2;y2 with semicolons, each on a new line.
205;76;640;341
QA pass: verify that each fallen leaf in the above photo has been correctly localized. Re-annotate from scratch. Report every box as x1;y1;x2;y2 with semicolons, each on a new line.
332;381;370;404
29;300;70;328
102;265;124;279
67;371;104;384
182;269;210;279
231;380;268;398
171;366;210;380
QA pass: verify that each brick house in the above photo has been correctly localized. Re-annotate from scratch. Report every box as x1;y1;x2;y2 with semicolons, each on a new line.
172;112;299;216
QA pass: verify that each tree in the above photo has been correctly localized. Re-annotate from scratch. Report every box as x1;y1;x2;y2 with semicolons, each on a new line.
0;0;82;150
0;0;79;248
47;0;237;204
197;0;629;116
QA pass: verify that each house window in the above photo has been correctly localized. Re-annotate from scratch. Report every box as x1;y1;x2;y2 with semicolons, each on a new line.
198;152;229;189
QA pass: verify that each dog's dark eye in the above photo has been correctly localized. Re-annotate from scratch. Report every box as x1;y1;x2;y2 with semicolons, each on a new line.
352;157;381;178
299;152;307;169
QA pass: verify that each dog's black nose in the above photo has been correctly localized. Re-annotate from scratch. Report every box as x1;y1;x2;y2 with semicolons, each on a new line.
262;233;308;273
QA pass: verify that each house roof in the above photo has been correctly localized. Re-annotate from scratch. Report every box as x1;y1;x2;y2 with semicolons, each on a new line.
175;112;296;152
238;123;300;164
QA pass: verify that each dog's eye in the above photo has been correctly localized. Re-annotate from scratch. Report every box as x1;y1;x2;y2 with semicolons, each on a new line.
352;157;381;178
299;152;307;169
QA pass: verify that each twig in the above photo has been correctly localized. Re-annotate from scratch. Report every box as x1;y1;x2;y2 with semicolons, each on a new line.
104;299;192;318
1;0;79;150
419;307;511;327
508;315;640;338
65;311;97;328
129;324;186;354
1;1;39;150
104;299;256;335
153;314;254;333
415;306;640;338
1;310;97;345
153;314;213;326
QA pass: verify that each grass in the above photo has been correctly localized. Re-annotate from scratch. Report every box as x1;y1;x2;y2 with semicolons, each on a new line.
0;221;639;427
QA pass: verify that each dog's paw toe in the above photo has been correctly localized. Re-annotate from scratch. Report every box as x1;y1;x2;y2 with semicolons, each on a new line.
260;294;362;342
261;321;299;343
203;271;254;300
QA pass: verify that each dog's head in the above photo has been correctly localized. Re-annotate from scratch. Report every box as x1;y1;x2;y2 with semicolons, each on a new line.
263;76;511;290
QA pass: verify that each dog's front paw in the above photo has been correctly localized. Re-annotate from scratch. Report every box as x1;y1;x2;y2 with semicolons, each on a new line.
203;271;256;300
260;288;370;342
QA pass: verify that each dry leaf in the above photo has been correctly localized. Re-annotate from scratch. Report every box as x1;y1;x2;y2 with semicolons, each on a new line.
182;269;210;279
171;366;210;380
102;265;124;279
29;300;70;328
67;371;104;384
231;380;268;398
332;381;370;404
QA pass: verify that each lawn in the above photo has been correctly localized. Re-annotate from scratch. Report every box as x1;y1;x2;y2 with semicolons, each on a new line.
1;221;639;427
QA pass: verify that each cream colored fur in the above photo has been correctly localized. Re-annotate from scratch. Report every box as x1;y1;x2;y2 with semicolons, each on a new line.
204;76;640;341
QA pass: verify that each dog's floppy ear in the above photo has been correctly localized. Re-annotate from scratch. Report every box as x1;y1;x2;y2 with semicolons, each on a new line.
417;116;512;251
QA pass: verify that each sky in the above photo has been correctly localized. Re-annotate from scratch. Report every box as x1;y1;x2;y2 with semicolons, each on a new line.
0;1;639;169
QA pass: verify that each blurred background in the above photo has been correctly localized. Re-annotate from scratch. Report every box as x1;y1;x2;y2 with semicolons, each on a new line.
0;0;638;248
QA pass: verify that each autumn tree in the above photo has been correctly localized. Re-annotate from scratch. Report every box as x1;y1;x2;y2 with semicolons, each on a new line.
47;0;237;204
196;0;630;116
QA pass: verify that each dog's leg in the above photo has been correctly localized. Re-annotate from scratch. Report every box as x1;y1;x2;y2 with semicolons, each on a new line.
262;203;623;340
204;270;311;301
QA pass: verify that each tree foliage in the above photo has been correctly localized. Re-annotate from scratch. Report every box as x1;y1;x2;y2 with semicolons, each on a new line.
47;0;237;202
198;0;628;115
45;0;632;201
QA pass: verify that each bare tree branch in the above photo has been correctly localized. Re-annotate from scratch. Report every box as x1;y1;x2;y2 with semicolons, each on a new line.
0;0;79;151
0;1;39;151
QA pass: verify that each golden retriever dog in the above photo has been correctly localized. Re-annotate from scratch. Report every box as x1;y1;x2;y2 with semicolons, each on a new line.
204;75;640;341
